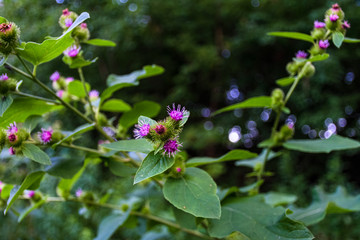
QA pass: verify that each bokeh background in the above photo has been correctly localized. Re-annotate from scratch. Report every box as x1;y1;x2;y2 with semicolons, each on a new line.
1;0;360;239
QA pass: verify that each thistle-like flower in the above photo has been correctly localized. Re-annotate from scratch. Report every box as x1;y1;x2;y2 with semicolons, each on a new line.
134;122;151;139
89;90;99;101
9;146;15;155
329;14;339;22
63;45;81;58
65;18;73;28
56;90;64;98
50;71;60;82
295;50;307;59
167;103;187;121
0;181;4;193
163;139;182;157
76;188;83;198
24;190;35;199
342;21;351;29
38;128;53;144
319;40;330;49
7;122;18;143
314;20;326;29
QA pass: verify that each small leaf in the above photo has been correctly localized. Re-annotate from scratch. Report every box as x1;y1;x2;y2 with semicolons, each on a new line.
118;101;161;129
94;208;131;240
308;53;329;62
0;16;7;24
52;123;95;147
18;198;46;223
62;55;97;69
134;151;174;184
276;77;295;87
235;149;280;168
101;139;153;153
85;38;116;47
100;99;131;112
0;95;13;117
1;184;13;199
283;135;360;153
138;115;157;126
267;32;314;43
332;32;345;48
264;192;298;207
186;149;257;167
179;110;190;127
343;37;360;43
22;143;51;165
67;80;91;98
4;171;45;215
212;96;272;116
163;167;221;219
208;195;314;239
108;159;136;177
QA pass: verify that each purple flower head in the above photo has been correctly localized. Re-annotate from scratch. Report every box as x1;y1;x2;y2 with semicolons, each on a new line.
38;128;53;144
134;122;151;139
167;103;187;121
81;23;87;29
62;8;70;16
0;181;4;193
7;122;18;143
65;18;73;28
65;77;74;83
0;23;12;33
342;21;351;29
319;40;330;49
56;90;64;98
9;147;15;155
329;14;339;22
295;50;308;59
0;73;8;81
63;45;81;58
154;124;166;135
163;139;182;157
332;3;341;11
89;90;99;100
50;71;60;82
76;188;83;198
176;167;182;173
7;122;18;134
314;20;326;29
24;190;35;199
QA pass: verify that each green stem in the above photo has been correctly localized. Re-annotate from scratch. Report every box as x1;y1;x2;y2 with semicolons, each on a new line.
10;91;60;104
78;67;96;120
42;197;211;239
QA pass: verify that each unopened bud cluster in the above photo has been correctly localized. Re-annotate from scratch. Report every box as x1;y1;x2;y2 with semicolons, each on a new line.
273;124;294;147
0;19;20;56
0;73;17;95
0;122;29;155
134;104;189;158
59;8;90;43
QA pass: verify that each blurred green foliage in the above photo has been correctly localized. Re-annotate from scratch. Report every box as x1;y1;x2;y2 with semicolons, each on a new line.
1;0;360;239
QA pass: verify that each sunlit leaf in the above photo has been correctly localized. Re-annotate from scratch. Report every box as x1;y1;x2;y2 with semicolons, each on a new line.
22;143;51;165
332;32;344;48
101;138;153;153
267;32;314;43
85;38;116;47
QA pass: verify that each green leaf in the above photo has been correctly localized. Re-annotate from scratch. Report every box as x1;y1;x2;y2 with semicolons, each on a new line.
100;99;131;112
186;149;257;167
308;53;329;62
18;198;46;223
267;32;314;43
0;55;8;66
179;109;190;127
46;157;84;179
22;143;51;165
62;55;97;69
118;101;161;129
108;159;136;177
173;207;197;230
0;16;7;24
332;32;344;48
283;135;360;153
94;208;131;240
343;37;360;43
85;38;116;47
288;186;360;226
208;195;314;239
52;123;95;147
134;151;174;184
163;167;221;218
264;192;298;207
276;77;295;87
23;115;42;131
1;184;13;199
16;12;90;66
101;138;153;153
235;149;280;168
101;65;164;103
212;96;272;116
0;98;62;128
0;95;13;117
138;115;157;126
67;80;91;98
4;171;45;215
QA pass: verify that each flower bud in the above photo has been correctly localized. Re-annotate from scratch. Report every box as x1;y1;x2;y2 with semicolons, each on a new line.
325;15;341;31
302;63;316;78
58;9;78;29
271;88;284;112
325;3;344;21
0;22;20;55
72;23;90;43
286;62;298;75
0;74;17;95
311;28;326;40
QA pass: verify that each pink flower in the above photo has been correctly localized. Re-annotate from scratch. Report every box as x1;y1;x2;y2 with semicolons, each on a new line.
56;90;64;98
38;128;53;144
167;103;187;121
63;45;81;58
89;90;99;100
50;71;60;82
65;18;73;28
176;167;182;173
62;8;70;16
154;124;166;135
76;188;83;198
9;147;15;155
314;20;326;29
134;122;151;139
7;122;18;143
163;139;182;157
0;23;12;33
0;181;4;193
342;21;351;29
0;73;8;81
295;50;308;59
319;40;330;49
332;3;341;11
65;77;74;83
24;190;35;199
7;122;17;134
329;14;339;22
81;23;87;29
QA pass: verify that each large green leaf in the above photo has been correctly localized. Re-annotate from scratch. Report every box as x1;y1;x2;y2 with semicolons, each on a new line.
16;12;90;66
212;96;271;116
100;65;164;103
332;32;344;48
52;123;95;147
101;139;153;153
288;186;360;226
118;101;161;129
186;149;257;167
163;167;221;219
4;171;46;215
100;99;131;112
0;95;12;117
343;37;360;43
283;135;360;153
85;38;116;47
208;195;314;239
134;151;174;184
67;80;91;98
22;143;51;165
235;149;280;168
276;77;295;87
94;208;131;240
0;98;62;127
267;32;314;43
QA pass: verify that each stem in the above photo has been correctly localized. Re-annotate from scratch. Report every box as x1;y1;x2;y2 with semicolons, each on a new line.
10;91;60;104
78;67;96;120
42;197;212;239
